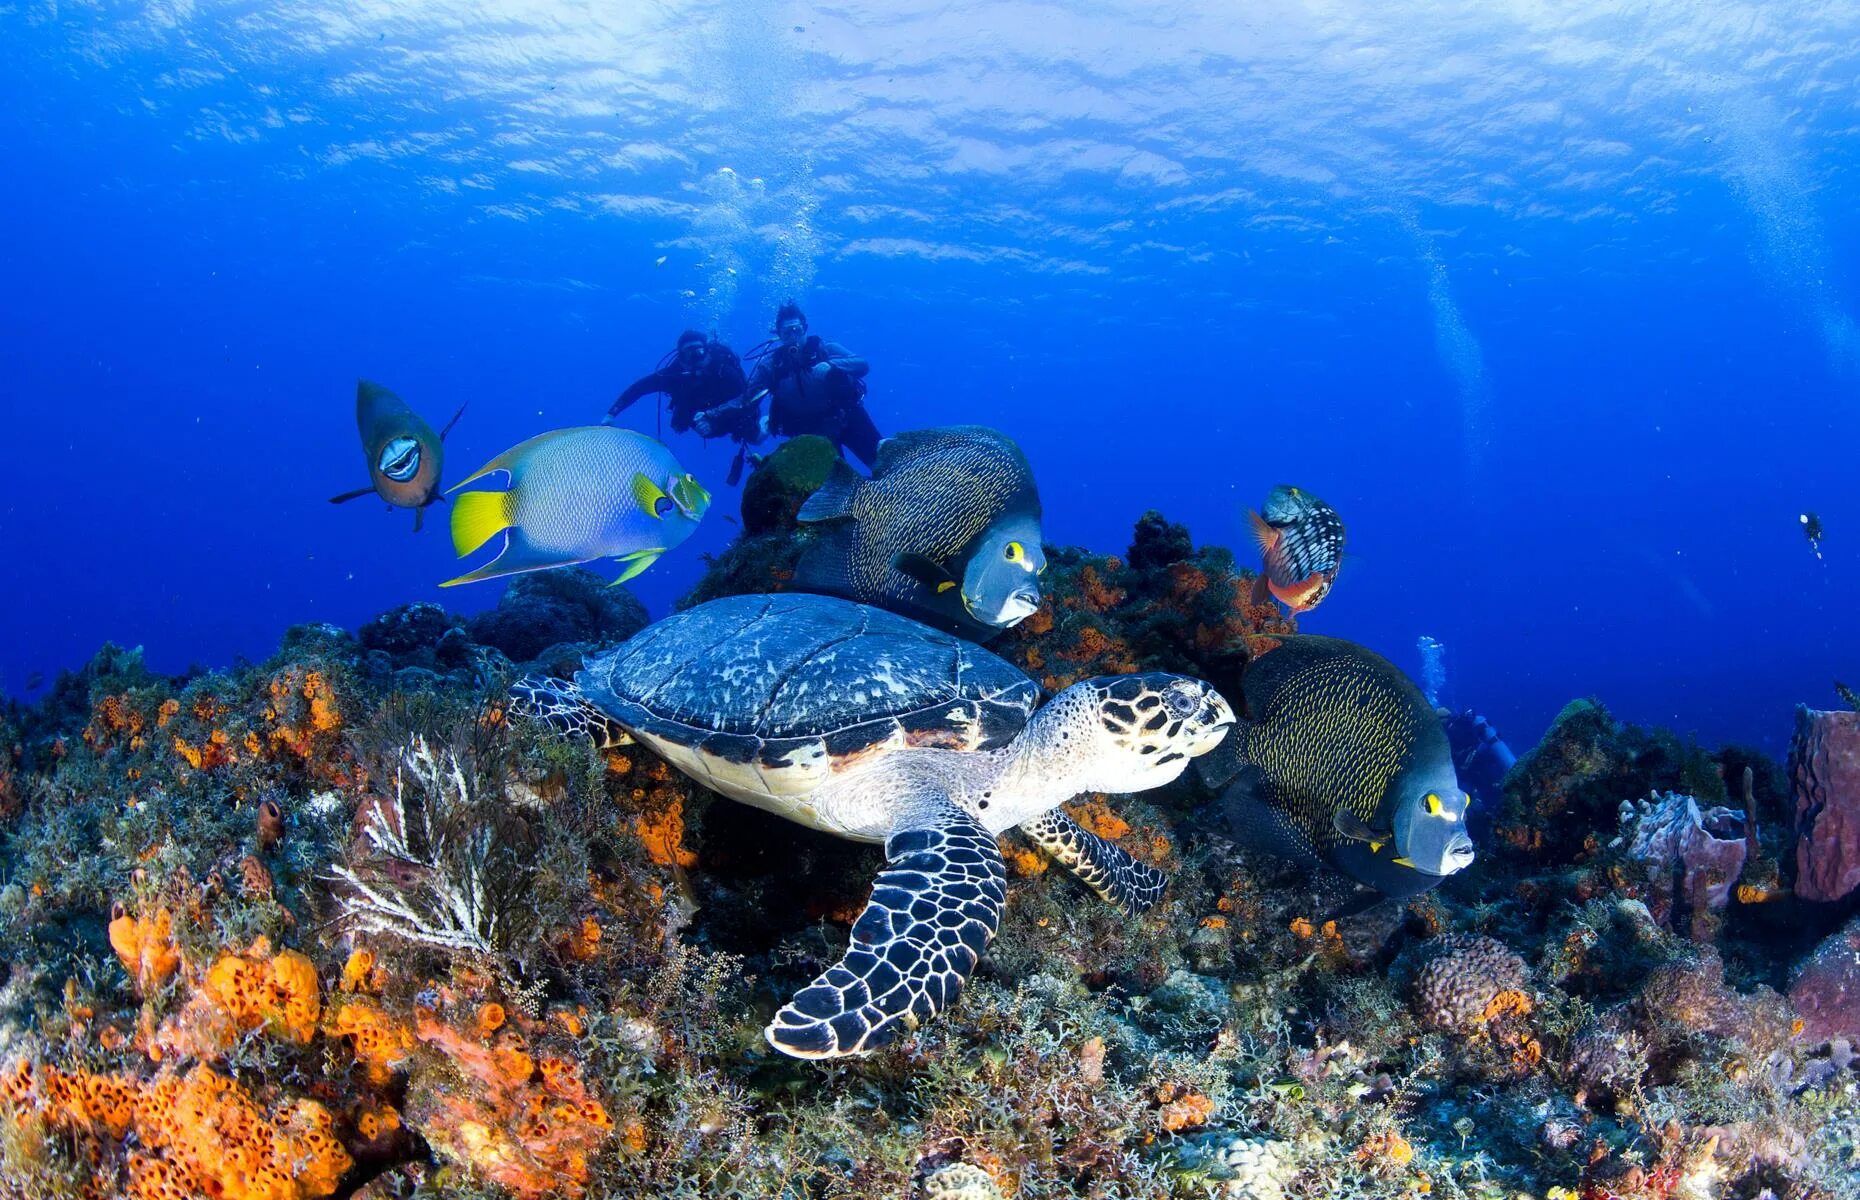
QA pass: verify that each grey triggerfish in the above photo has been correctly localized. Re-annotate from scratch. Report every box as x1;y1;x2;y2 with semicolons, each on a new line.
329;380;465;531
1198;634;1475;901
794;425;1045;636
442;426;709;588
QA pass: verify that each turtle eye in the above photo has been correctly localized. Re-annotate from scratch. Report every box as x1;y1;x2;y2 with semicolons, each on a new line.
1162;681;1200;717
1005;541;1024;564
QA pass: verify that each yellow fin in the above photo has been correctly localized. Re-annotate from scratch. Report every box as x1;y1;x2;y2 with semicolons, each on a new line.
631;472;670;519
1368;841;1383;854
450;490;513;558
936;580;957;594
611;549;662;584
1391;857;1416;868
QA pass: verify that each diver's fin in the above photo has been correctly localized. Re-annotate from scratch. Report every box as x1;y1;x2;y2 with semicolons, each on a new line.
449;489;515;558
631;473;672;519
438;404;467;441
610;549;662;585
797;460;863;524
1245;508;1278;555
894;552;957;591
329;486;376;505
1332;809;1389;844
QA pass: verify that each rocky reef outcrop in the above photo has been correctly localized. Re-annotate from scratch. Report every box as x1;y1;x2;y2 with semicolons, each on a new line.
1;478;1855;1200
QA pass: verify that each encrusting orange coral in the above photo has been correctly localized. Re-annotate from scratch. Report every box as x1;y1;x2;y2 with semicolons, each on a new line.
633;797;698;869
328;996;415;1085
409;1004;615;1200
1069;800;1131;841
109;905;181;994
4;1061;352;1200
152;937;322;1061
1154;1082;1214;1132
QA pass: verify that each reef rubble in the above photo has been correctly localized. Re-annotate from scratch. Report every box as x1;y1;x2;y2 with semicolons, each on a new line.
0;491;1856;1200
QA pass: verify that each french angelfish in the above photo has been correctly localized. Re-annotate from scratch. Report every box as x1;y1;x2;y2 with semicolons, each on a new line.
1198;635;1475;902
442;426;709;588
329;380;466;531
794;425;1045;636
1247;485;1345;612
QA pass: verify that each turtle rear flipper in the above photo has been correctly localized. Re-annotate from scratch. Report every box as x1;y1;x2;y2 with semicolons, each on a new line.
508;676;634;750
1019;808;1166;913
766;803;1005;1059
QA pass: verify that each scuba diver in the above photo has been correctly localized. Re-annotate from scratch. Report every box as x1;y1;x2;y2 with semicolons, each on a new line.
606;330;752;440
1415;635;1517;819
697;301;879;469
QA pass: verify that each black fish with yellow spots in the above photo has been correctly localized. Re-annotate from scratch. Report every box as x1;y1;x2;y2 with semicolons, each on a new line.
794;425;1045;637
1198;634;1475;899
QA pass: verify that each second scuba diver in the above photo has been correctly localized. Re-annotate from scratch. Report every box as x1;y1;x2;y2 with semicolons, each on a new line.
698;301;881;469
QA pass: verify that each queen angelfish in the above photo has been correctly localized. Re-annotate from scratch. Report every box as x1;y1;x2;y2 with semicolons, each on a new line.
1198;635;1475;900
329;380;465;531
1247;485;1345;612
442;426;709;588
794;425;1045;635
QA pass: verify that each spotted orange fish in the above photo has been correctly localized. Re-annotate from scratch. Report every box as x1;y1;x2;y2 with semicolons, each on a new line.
1247;485;1345;612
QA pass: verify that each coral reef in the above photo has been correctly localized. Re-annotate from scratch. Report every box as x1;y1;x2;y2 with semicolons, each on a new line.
739;433;842;535
1407;933;1530;1030
464;567;649;666
2;509;1856;1200
1613;790;1749;941
1789;913;1860;1046
1496;698;1727;865
1789;705;1860;902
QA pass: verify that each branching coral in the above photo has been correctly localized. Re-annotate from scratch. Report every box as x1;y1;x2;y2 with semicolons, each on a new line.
328;736;536;964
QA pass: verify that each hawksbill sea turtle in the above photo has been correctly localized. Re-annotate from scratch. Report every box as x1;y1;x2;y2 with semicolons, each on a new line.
511;592;1234;1059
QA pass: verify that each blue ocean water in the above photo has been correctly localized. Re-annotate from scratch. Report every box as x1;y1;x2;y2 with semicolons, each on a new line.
2;1;1855;756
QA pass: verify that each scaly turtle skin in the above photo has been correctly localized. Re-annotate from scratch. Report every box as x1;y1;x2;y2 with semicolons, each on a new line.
512;593;1233;1059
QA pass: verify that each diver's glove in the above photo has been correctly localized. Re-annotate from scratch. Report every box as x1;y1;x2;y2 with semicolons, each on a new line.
691;412;714;437
810;361;833;379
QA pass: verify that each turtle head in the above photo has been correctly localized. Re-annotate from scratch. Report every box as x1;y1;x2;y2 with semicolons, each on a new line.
507;675;634;751
1052;673;1233;794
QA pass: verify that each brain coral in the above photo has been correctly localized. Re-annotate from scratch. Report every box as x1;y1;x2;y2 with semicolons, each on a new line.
1408;934;1529;1030
922;1162;1005;1200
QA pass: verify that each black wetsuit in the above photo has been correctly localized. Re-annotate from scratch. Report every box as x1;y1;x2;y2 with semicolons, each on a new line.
739;336;879;467
610;345;749;436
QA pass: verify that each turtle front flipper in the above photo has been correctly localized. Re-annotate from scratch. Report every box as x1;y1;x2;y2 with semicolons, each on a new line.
1019;808;1166;913
508;676;633;750
766;803;1005;1059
